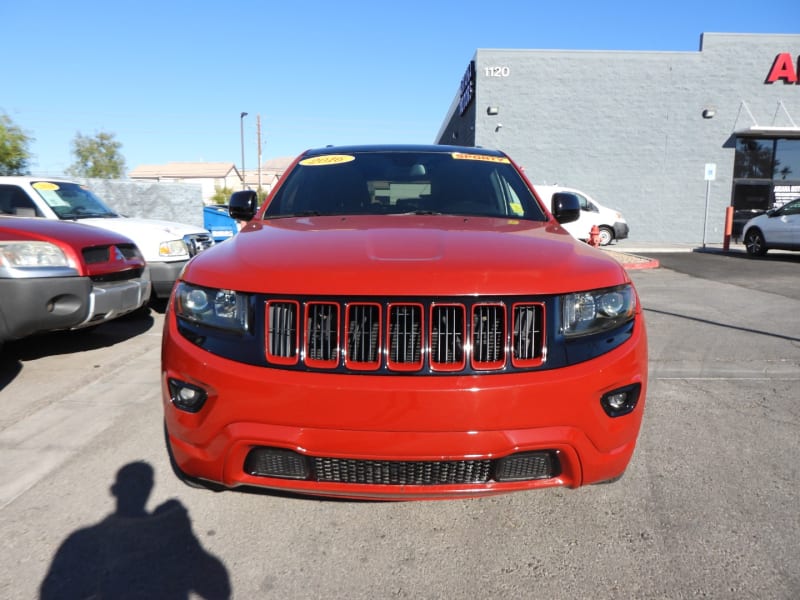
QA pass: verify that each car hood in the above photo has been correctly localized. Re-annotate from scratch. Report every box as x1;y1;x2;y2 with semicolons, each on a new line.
185;215;629;296
77;216;207;238
0;216;136;247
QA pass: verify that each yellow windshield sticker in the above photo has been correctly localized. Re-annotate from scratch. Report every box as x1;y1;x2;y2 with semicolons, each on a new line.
299;154;356;166
509;200;524;216
32;182;60;191
451;152;510;164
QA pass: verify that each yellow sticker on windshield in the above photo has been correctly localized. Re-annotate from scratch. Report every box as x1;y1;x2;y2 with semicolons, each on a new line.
299;155;356;166
32;182;60;191
451;152;510;164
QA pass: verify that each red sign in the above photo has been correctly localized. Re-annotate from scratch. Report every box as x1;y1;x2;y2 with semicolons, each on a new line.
766;53;799;84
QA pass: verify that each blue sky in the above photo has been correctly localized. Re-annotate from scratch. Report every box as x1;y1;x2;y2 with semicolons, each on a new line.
2;0;796;175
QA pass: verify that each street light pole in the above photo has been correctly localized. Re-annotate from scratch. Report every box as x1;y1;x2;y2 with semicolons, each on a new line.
240;112;248;189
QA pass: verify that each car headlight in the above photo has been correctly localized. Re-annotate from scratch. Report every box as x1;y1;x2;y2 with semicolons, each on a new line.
561;284;635;337
159;240;190;258
0;241;74;271
175;282;250;333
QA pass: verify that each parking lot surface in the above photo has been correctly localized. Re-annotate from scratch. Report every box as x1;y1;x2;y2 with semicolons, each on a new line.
0;251;798;599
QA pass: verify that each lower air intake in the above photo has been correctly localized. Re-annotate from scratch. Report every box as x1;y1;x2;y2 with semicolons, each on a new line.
244;448;560;485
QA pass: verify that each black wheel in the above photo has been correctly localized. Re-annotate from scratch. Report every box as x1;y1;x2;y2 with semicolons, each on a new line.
598;226;614;246
163;421;224;491
744;228;768;256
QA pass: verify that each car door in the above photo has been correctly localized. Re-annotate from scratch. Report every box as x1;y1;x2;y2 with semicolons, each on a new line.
766;199;800;246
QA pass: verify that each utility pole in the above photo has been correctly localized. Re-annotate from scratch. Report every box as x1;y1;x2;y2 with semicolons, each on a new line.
257;115;263;194
240;112;248;189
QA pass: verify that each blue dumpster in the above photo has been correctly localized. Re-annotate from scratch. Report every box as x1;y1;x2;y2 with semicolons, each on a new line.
203;205;238;243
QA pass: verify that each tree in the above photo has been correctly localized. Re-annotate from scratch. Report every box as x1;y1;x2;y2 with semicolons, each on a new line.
67;131;126;179
0;114;34;175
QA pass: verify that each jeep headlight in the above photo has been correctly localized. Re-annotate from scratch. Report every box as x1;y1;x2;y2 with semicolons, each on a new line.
562;284;635;337
175;282;250;333
159;240;190;258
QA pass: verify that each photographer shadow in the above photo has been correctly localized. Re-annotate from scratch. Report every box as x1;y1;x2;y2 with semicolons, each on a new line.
40;462;231;599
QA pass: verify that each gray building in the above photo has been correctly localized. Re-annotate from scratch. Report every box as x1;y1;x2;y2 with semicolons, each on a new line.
436;33;800;244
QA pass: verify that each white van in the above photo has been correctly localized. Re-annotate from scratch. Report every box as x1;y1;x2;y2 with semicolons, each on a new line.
535;185;628;246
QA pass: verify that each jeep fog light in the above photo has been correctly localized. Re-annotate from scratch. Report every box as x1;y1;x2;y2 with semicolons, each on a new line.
168;378;208;413
601;383;641;417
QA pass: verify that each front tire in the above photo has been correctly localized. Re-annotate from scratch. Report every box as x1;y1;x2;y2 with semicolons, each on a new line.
598;226;614;246
744;228;768;256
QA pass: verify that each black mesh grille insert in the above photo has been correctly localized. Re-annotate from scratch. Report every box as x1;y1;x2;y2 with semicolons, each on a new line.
314;457;493;485
244;447;560;486
494;451;560;481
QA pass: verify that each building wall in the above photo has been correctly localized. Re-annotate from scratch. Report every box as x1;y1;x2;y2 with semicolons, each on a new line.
438;33;800;244
78;178;206;229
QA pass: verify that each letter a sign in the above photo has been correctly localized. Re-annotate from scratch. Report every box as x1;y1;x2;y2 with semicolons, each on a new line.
766;53;799;84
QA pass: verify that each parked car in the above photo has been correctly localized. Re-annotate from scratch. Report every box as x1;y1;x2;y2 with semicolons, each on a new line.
742;198;800;256
0;177;214;298
534;185;628;246
161;145;648;500
0;216;151;350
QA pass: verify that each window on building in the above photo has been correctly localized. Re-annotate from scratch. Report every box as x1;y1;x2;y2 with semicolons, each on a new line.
734;138;773;179
774;139;800;181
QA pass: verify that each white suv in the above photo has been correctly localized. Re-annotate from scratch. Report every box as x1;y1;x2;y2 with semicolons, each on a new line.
535;185;628;246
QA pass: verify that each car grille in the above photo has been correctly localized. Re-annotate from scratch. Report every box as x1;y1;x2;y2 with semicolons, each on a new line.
264;298;545;372
313;457;492;484
244;447;560;485
81;244;146;282
184;233;214;256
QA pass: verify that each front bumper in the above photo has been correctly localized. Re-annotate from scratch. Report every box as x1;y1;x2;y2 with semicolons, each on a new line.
0;277;91;342
162;309;648;499
77;270;152;328
149;260;188;299
0;272;151;343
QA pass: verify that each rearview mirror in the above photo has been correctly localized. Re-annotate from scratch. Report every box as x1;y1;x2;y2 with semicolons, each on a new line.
229;190;258;221
551;192;580;224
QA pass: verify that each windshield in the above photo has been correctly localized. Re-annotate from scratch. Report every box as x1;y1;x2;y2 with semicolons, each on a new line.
31;181;118;219
264;150;548;221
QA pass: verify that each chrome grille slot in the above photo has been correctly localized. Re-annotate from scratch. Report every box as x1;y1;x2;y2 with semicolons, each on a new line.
513;303;544;361
268;301;298;359
389;304;422;364
347;304;380;364
431;305;465;365
306;302;338;362
472;304;506;365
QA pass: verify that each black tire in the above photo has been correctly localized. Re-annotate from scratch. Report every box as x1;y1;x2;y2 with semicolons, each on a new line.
163;421;224;492
598;226;614;246
744;228;768;256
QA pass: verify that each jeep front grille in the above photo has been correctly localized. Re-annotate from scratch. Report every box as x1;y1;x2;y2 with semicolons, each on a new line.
264;297;545;373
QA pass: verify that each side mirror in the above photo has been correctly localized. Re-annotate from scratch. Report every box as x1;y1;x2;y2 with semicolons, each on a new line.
229;190;258;221
551;192;581;224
